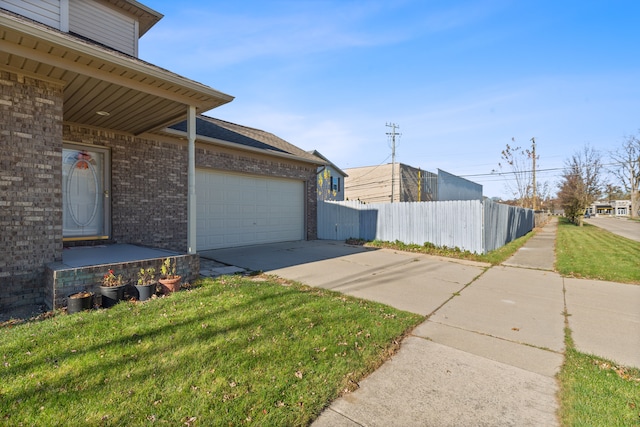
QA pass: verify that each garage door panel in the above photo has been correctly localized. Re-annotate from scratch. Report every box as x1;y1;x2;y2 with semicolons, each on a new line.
196;170;304;250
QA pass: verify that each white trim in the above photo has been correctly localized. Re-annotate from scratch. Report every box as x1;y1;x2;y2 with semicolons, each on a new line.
187;105;197;254
61;142;111;239
133;19;139;57
60;0;69;32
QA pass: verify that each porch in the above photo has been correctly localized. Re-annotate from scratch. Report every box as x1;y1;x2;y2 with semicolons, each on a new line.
45;244;200;310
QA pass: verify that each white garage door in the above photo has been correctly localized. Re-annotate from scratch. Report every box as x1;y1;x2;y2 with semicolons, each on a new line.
196;169;305;250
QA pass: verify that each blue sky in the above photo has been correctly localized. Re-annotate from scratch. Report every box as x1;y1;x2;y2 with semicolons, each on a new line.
139;1;640;198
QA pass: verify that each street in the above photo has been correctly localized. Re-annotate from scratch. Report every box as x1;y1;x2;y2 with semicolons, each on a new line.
585;216;640;242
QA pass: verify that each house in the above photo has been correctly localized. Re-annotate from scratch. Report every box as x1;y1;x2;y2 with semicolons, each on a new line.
309;150;348;201
0;1;321;313
344;164;482;203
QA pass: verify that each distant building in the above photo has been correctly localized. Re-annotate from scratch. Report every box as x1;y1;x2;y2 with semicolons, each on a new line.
586;200;633;217
344;163;482;203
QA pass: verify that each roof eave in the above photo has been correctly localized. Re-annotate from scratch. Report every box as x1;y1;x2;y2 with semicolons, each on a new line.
162;128;324;166
310;150;348;177
0;13;234;109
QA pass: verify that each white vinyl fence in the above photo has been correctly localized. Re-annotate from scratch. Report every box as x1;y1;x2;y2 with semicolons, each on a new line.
318;200;534;254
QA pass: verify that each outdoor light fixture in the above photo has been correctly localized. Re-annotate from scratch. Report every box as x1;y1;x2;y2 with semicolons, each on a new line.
96;110;110;116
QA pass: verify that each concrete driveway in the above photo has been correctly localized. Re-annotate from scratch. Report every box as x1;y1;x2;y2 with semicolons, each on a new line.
585;216;640;242
200;240;489;316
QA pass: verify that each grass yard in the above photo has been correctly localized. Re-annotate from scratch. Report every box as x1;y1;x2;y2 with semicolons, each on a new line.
365;228;535;266
557;217;640;425
559;334;640;426
0;276;423;426
556;217;640;284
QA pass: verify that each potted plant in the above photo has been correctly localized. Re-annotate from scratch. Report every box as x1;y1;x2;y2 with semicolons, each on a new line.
67;291;93;314
99;269;126;308
158;257;181;294
135;267;157;301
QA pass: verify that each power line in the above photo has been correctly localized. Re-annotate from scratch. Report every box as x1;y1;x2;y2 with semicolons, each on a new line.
459;162;624;178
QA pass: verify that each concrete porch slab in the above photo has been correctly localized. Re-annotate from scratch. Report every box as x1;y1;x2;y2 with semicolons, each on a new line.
62;244;180;268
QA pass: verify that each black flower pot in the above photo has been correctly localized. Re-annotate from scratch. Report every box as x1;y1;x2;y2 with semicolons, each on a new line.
67;292;93;314
99;284;126;308
134;283;156;301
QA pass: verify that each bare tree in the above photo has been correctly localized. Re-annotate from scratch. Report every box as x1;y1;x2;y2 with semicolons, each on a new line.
609;132;640;218
537;181;554;211
498;139;538;208
603;183;627;201
558;145;604;225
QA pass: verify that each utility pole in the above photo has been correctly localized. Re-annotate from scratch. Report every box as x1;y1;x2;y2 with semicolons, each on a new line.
386;123;400;203
632;158;638;218
531;137;536;211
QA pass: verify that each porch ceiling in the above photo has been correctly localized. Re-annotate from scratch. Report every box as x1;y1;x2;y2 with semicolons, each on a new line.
0;12;234;135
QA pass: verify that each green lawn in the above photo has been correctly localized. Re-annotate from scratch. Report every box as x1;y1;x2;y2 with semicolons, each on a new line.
365;229;535;266
556;217;640;284
556;217;640;425
0;276;422;426
559;333;640;426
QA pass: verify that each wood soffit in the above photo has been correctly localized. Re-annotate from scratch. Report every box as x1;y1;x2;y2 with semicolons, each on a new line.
0;11;234;135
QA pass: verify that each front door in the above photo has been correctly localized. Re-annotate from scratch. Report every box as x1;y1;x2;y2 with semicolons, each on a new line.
62;144;110;239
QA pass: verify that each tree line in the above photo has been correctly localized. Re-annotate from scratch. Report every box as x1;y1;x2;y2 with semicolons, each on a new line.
498;132;640;224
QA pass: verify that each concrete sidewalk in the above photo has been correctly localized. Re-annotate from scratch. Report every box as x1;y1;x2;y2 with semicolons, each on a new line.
312;218;639;426
313;220;565;426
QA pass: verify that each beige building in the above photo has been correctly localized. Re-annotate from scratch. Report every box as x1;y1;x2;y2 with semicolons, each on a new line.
344;164;483;203
344;163;438;203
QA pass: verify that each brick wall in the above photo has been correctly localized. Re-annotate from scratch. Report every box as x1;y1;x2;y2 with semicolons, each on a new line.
1;71;318;314
63;128;319;245
47;254;199;309
0;71;63;313
63;126;189;251
196;144;318;239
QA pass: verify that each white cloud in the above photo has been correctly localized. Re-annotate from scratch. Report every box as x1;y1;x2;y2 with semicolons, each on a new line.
142;2;410;70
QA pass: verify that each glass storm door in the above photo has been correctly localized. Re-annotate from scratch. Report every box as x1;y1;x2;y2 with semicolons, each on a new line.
62;145;110;239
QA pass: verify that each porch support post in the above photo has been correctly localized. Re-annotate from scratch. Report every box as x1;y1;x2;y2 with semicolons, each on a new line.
187;105;197;254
